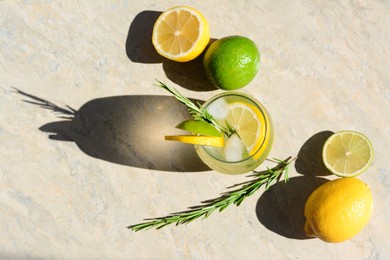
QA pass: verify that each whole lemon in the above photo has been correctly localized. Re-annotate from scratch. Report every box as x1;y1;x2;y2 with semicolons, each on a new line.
203;36;260;90
304;178;373;243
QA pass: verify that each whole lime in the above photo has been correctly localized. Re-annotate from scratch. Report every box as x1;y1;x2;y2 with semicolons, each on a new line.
203;36;260;90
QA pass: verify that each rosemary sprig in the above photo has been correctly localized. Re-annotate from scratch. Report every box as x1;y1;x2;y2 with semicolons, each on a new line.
155;80;234;137
128;156;297;231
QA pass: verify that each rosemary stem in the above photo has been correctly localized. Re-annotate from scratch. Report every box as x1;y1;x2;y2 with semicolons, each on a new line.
155;81;232;137
128;157;296;231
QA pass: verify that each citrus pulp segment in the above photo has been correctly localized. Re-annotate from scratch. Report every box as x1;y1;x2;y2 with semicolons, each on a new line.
223;102;265;157
152;6;210;62
165;135;224;147
322;131;374;177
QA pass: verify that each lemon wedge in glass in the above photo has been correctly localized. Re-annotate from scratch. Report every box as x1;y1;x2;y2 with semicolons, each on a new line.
165;135;224;147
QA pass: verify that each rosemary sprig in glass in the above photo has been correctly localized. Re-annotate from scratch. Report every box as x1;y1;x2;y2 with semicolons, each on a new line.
128;156;296;231
155;80;235;137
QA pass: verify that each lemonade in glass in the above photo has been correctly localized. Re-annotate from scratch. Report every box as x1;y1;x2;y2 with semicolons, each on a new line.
195;92;273;174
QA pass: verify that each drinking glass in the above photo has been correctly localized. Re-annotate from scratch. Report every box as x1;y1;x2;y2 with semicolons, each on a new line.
195;92;273;174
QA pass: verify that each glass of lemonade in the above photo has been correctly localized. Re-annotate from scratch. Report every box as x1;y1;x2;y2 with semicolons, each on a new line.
195;92;273;174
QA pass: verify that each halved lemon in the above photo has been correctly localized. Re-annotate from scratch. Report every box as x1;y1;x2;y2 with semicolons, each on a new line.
152;6;210;62
322;130;374;177
165;135;224;147
224;102;266;157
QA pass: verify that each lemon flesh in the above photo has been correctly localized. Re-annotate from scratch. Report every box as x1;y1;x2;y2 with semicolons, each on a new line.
165;135;224;147
152;6;210;62
203;36;260;90
222;102;264;157
322;130;374;177
304;178;373;243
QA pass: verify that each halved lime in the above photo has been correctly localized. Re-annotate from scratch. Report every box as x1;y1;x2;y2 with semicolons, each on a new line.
322;131;374;177
176;120;223;137
165;135;224;147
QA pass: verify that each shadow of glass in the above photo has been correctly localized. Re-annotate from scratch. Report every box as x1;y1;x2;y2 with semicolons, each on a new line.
295;131;334;176
256;176;329;239
125;10;217;91
15;89;210;172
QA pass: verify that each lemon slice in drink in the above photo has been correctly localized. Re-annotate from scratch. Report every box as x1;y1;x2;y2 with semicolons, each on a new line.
322;131;374;177
165;135;224;147
152;6;210;62
224;102;265;157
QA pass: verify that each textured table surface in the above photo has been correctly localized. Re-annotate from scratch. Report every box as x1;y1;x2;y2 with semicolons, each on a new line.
1;1;390;259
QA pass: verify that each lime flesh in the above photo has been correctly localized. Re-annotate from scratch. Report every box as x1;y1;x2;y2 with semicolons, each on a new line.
176;120;223;137
322;131;374;177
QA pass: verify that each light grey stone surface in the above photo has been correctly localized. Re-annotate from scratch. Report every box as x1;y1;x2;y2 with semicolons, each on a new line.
1;0;389;259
